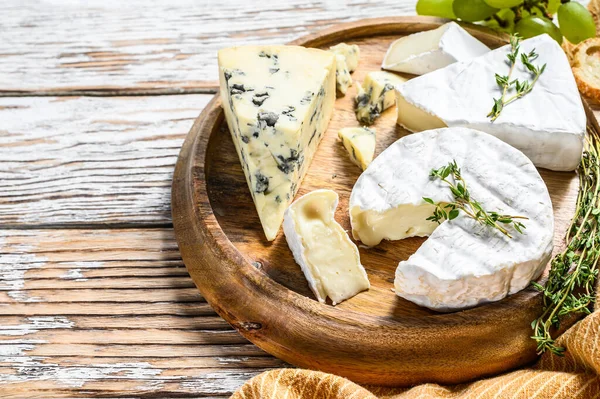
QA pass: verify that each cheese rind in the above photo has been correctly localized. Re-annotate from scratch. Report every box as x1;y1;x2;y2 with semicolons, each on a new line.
382;22;490;75
330;43;360;72
350;127;554;311
338;127;376;170
218;45;336;241
356;71;406;125
283;189;370;305
396;34;586;171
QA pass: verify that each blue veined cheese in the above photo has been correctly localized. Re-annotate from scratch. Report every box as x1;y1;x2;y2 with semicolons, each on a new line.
330;43;360;72
338;127;376;170
355;71;406;125
349;127;554;311
382;22;489;75
333;54;352;95
218;45;336;241
396;34;585;171
283;189;370;305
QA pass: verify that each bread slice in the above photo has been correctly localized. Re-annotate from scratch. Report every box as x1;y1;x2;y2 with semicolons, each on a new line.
572;38;600;102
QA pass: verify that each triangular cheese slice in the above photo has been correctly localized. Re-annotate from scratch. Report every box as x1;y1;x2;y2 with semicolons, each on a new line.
396;34;586;171
382;22;490;75
218;46;336;240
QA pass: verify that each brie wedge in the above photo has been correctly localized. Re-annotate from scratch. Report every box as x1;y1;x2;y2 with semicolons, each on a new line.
283;189;370;305
356;71;406;125
396;34;586;171
382;22;490;75
218;45;336;241
330;43;360;72
338;127;376;170
350;127;554;311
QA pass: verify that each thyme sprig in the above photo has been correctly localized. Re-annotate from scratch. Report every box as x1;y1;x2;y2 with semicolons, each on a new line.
488;34;547;122
423;160;528;238
531;128;600;356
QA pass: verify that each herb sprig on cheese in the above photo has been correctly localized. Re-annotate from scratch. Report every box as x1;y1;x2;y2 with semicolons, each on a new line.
488;34;547;121
424;160;528;238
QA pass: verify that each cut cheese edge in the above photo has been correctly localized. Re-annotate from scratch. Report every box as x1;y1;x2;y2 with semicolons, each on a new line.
330;43;360;72
382;22;490;75
333;54;353;95
283;189;370;305
338;127;376;170
396;34;586;171
350;127;554;311
356;71;406;125
218;45;336;241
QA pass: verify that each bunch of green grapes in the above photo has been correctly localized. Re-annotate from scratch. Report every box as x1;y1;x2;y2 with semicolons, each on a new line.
416;0;596;44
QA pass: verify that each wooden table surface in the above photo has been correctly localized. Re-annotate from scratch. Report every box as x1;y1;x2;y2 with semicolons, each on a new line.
1;1;598;398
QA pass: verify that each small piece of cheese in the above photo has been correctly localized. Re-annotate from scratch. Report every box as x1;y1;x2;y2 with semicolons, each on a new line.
218;45;337;241
395;34;586;171
333;54;353;95
382;22;490;75
283;189;370;305
355;71;406;125
338;127;376;170
330;43;360;72
349;127;554;311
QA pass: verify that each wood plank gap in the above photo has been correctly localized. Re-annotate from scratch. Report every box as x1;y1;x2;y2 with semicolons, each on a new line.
0;222;174;230
0;87;218;97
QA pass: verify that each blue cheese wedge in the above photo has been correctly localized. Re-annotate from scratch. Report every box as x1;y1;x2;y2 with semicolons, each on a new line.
355;71;406;125
338;127;376;170
330;43;360;72
218;46;336;241
396;34;585;171
283;189;370;305
382;22;489;75
333;54;353;95
350;127;554;311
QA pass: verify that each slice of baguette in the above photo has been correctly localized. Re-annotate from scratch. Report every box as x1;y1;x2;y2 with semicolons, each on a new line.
572;38;600;102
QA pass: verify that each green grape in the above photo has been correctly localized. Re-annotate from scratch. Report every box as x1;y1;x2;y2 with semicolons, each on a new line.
515;16;563;44
480;8;516;33
547;0;561;15
453;0;498;22
483;0;523;9
557;2;596;44
416;0;456;19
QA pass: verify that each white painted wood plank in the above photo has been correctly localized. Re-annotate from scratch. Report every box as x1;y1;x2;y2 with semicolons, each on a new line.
0;0;416;93
0;227;285;395
0;95;209;226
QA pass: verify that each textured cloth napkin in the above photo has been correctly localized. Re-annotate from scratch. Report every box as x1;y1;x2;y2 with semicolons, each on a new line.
232;306;600;398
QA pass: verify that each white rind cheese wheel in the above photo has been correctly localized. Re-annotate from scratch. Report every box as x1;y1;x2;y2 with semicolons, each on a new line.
395;34;586;172
349;127;554;311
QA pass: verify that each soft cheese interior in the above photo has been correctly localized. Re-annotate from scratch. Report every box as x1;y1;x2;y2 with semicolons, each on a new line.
350;127;554;311
338;127;377;171
283;190;370;305
395;34;586;171
382;21;490;75
218;46;336;241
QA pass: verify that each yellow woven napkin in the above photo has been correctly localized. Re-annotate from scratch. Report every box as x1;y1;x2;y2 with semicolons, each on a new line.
232;308;600;398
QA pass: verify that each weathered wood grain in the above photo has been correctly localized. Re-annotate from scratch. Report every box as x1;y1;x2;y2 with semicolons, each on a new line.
0;95;209;227
0;0;414;94
0;227;283;397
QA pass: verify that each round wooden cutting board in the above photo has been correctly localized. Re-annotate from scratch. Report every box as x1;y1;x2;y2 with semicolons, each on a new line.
172;16;597;386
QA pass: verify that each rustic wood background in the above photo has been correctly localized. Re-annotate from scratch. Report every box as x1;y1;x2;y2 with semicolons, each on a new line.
0;0;597;397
